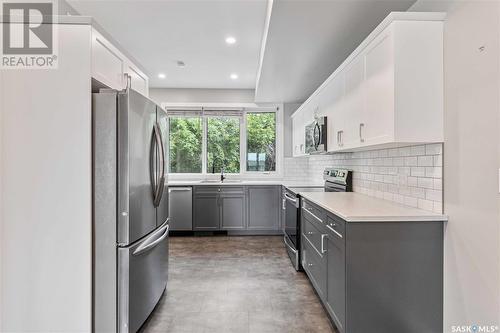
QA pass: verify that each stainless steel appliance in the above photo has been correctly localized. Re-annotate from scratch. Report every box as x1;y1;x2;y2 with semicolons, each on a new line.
168;187;193;231
93;88;169;333
305;116;327;154
283;168;352;271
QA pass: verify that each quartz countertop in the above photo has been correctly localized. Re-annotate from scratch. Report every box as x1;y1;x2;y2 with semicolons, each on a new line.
299;192;447;222
168;180;324;187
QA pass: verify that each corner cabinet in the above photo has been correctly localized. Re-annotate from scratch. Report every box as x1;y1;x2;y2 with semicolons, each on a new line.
300;198;444;333
291;12;445;156
91;28;149;96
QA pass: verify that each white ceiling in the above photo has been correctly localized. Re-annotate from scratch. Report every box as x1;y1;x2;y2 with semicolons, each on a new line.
255;0;416;103
67;0;268;89
68;0;416;101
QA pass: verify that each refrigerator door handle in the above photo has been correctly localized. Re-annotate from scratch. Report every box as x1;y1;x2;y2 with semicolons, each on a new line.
133;220;169;256
150;123;164;207
154;122;166;207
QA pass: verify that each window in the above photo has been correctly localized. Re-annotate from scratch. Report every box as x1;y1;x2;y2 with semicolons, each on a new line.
166;106;280;176
246;112;276;172
168;116;203;173
207;117;240;173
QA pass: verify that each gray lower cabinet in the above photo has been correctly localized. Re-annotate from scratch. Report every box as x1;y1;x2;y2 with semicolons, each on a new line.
193;194;220;230
325;217;346;332
300;198;444;333
220;195;245;229
193;186;247;231
247;186;280;230
193;185;281;232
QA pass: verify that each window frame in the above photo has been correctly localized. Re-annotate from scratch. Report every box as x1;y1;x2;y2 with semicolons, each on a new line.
164;103;283;179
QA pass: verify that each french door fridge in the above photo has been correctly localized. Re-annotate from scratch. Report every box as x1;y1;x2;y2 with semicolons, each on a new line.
93;88;169;333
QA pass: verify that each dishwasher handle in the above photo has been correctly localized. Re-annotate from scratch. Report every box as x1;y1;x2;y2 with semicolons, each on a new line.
168;187;192;192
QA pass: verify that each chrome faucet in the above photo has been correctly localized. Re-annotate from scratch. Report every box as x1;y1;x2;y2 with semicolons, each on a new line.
220;167;226;182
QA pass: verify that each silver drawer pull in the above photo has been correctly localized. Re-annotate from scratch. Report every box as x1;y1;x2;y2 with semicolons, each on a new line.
302;207;323;224
308;263;313;267
326;224;343;239
307;231;313;235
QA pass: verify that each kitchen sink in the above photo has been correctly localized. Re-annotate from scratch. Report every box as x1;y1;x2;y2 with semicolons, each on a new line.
200;179;242;184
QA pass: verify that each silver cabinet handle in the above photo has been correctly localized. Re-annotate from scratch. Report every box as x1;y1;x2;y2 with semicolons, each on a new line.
321;234;327;254
326;224;343;239
337;130;344;147
282;198;286;210
308;263;313;267
359;123;365;143
307;231;313;235
302;207;323;224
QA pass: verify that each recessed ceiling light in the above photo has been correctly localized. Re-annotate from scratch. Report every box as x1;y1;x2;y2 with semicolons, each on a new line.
225;36;236;45
158;73;166;79
176;60;186;68
230;73;238;80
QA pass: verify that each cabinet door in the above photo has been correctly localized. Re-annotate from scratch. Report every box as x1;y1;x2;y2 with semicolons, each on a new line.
343;56;365;149
124;62;149;97
292;113;305;156
364;29;395;145
193;195;220;230
302;233;327;301
221;195;245;230
326;235;346;333
247;186;280;230
91;29;124;89
322;75;344;152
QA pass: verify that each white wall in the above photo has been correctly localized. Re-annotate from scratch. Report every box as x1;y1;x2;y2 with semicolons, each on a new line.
409;1;500;330
149;88;255;105
1;24;92;332
0;53;3;330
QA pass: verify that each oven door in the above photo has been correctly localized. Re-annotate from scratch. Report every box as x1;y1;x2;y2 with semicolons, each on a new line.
284;192;299;247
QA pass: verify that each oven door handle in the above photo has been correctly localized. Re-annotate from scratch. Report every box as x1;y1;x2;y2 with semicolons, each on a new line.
284;193;299;208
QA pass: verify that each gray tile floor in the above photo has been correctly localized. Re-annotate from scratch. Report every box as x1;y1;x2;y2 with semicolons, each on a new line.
140;236;337;333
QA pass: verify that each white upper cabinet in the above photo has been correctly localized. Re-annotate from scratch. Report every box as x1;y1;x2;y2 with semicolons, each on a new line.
92;29;125;90
91;28;149;96
291;12;444;155
124;61;149;97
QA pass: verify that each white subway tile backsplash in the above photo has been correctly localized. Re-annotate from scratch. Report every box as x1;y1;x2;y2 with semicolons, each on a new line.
411;145;426;156
426;143;442;155
411;167;426;177
417;177;434;189
284;144;443;213
426;189;442;202
418;156;434;167
418;199;434;211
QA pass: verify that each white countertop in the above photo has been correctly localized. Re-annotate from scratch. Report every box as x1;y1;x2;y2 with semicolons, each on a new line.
299;192;447;222
168;180;324;187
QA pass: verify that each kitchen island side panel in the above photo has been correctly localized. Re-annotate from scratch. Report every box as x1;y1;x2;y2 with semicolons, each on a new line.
346;221;443;333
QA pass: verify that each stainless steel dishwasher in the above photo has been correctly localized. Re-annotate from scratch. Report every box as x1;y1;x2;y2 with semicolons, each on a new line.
168;187;193;231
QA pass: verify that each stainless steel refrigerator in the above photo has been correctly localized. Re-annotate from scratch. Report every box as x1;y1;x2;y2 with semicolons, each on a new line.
93;88;169;333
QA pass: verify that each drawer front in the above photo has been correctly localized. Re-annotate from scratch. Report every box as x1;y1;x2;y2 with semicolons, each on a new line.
302;199;326;222
221;186;245;195
302;216;327;256
326;214;346;240
194;186;221;195
302;234;327;299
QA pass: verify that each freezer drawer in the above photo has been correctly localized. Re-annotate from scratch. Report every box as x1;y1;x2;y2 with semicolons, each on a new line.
168;187;193;230
118;220;169;333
